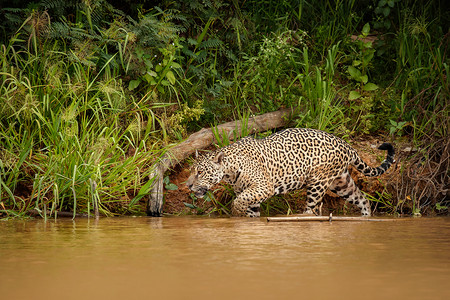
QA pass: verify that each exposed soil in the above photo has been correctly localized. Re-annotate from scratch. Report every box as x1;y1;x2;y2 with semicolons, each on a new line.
163;162;195;215
163;136;412;217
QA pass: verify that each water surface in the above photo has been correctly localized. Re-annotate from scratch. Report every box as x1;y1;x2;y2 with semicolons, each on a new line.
1;216;449;299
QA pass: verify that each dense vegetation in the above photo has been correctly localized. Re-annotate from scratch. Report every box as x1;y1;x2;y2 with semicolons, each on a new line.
0;0;448;219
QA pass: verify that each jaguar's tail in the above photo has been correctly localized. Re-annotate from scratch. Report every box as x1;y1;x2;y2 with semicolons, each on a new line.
352;143;395;177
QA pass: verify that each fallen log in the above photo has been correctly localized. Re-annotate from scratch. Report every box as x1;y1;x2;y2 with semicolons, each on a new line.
147;107;295;216
267;213;405;222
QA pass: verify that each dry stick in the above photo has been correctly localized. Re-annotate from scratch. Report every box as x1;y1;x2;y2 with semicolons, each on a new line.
267;213;406;222
147;108;295;216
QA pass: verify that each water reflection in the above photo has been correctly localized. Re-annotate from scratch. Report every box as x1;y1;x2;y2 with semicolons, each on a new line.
1;217;450;300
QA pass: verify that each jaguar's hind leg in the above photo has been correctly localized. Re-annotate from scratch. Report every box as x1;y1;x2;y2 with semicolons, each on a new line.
330;170;371;216
247;203;261;217
303;183;330;215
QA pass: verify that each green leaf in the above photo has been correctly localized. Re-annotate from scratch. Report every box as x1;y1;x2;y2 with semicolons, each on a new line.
436;203;448;210
204;193;212;202
348;66;361;80
187;38;198;46
135;47;144;60
363;51;375;66
144;59;153;69
165;183;178;190
352;60;362;67
360;75;368;84
362;23;370;35
389;126;396;135
382;6;390;17
197;17;215;46
379;0;387;7
143;73;154;83
128;79;141;91
130;177;155;206
363;41;373;48
171;62;181;69
388;0;395;8
363;82;379;91
184;202;197;209
163;176;178;190
166;70;176;85
349;90;361;100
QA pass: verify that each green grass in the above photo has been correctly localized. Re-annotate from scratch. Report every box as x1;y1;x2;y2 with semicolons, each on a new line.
0;34;163;218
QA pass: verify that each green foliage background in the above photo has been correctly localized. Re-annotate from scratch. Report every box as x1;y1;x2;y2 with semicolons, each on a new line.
0;0;448;218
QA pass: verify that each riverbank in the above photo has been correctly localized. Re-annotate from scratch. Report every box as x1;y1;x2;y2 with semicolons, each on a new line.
0;1;448;219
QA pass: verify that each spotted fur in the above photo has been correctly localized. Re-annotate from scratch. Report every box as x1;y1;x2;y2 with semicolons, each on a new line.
186;128;395;217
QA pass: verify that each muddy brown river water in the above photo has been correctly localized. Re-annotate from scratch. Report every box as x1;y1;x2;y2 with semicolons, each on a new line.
1;216;450;300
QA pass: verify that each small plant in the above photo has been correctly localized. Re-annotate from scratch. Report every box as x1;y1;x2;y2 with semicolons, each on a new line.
389;120;408;136
128;39;183;95
365;191;397;215
435;203;448;212
412;207;422;217
211;110;250;148
373;0;399;31
185;190;231;216
261;196;294;217
165;100;205;139
163;176;178;191
347;23;379;101
211;127;232;148
294;44;346;132
184;192;203;213
239;30;305;111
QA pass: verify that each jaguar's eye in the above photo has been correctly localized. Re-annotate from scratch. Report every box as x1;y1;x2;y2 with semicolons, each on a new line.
197;170;203;175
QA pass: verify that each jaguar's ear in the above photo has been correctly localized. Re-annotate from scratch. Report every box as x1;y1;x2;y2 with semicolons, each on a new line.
213;151;225;165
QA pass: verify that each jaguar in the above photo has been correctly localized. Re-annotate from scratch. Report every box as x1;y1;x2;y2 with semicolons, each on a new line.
186;128;395;217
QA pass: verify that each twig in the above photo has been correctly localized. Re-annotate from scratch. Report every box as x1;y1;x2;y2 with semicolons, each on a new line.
267;213;406;222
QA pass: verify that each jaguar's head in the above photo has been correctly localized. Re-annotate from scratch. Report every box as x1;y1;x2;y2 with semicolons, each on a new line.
186;151;225;198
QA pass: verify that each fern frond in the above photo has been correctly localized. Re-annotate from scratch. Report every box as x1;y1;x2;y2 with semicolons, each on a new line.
199;38;222;49
182;47;197;59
